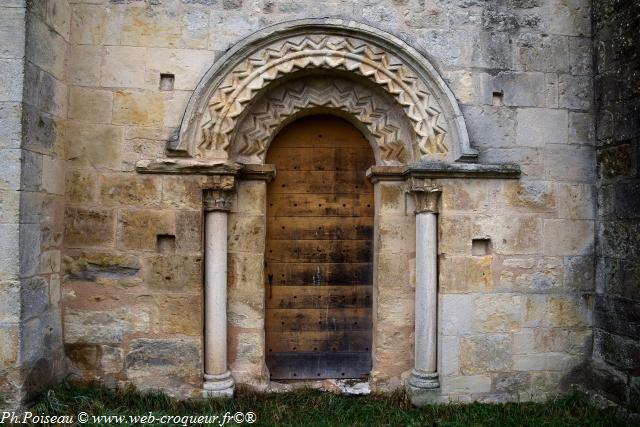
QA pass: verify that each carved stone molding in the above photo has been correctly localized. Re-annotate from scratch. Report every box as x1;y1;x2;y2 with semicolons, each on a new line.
231;77;415;165
408;178;442;214
203;175;236;212
173;19;478;164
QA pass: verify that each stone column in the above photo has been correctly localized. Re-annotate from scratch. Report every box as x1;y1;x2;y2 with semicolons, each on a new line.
407;178;442;392
202;178;236;398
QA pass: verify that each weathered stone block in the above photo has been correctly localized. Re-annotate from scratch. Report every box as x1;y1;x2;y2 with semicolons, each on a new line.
476;215;542;255
112;90;165;127
68;86;113;124
146;48;215;91
64;307;151;344
65;122;123;170
516;33;569;73
440;255;492;293
498;181;556;213
473;294;524;333
462;105;516;149
175;210;202;254
101;46;146;88
485;72;548;107
0;325;19;366
142;255;201;292
545;144;594;182
234;181;266;215
543;219;594;256
549;0;591;36
442;375;492;394
460;335;512;374
569;37;592;76
0;102;22;150
481;147;544;179
556;183;595;220
117;209;175;250
125;338;200;378
64;206;116;248
549;295;590;327
441;179;490;212
0;226;19;280
100;174;162;207
63;251;140;282
516;108;568;147
441;294;473;335
156;295;201;335
559;75;592;110
228;215;265;254
497;256;563;293
68;44;101;86
65;169;97;203
70;4;108;45
513;353;581;371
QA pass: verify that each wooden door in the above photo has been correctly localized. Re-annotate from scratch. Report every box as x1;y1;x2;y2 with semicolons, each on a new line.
265;115;375;380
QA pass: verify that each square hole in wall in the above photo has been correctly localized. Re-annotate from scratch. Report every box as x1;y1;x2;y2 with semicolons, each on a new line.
492;91;504;106
157;234;176;253
159;73;175;91
472;238;491;256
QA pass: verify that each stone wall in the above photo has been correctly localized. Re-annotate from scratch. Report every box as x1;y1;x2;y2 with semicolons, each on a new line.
0;0;598;404
0;0;27;411
588;0;640;411
0;0;69;410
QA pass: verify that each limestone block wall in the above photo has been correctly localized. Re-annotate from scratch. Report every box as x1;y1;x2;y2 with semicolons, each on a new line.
56;0;596;401
588;0;640;411
0;0;70;410
0;0;27;411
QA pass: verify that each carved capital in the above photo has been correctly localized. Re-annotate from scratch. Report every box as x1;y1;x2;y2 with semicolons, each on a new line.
203;175;236;212
408;178;441;214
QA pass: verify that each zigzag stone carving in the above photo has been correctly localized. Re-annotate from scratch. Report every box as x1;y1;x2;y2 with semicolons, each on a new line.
196;34;449;160
230;78;413;165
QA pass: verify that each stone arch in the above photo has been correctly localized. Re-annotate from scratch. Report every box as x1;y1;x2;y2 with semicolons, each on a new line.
229;76;416;165
172;19;477;164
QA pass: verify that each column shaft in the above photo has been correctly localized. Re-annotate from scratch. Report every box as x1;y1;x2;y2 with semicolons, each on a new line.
204;210;228;375
415;212;438;373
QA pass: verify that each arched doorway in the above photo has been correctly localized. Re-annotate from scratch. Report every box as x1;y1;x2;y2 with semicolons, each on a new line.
265;115;375;380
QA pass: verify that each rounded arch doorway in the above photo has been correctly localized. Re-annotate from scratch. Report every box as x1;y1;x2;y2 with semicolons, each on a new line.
265;115;375;380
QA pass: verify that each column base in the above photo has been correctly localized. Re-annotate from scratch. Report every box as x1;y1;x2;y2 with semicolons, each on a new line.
406;370;442;406
203;371;235;398
407;369;439;389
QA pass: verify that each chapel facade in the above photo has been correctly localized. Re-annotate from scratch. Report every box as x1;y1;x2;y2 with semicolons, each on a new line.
1;0;638;412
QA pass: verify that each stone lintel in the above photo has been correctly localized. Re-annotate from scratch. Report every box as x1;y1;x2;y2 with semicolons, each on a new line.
240;164;276;182
135;158;276;182
366;161;521;183
136;158;242;176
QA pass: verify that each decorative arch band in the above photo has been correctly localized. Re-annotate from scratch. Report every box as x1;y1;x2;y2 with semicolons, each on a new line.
173;19;477;165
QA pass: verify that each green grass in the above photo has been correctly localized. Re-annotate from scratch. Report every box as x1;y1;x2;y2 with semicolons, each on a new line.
28;381;626;427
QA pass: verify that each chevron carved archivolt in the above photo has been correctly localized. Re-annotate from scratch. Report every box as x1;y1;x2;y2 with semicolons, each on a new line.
196;34;449;161
231;78;412;165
